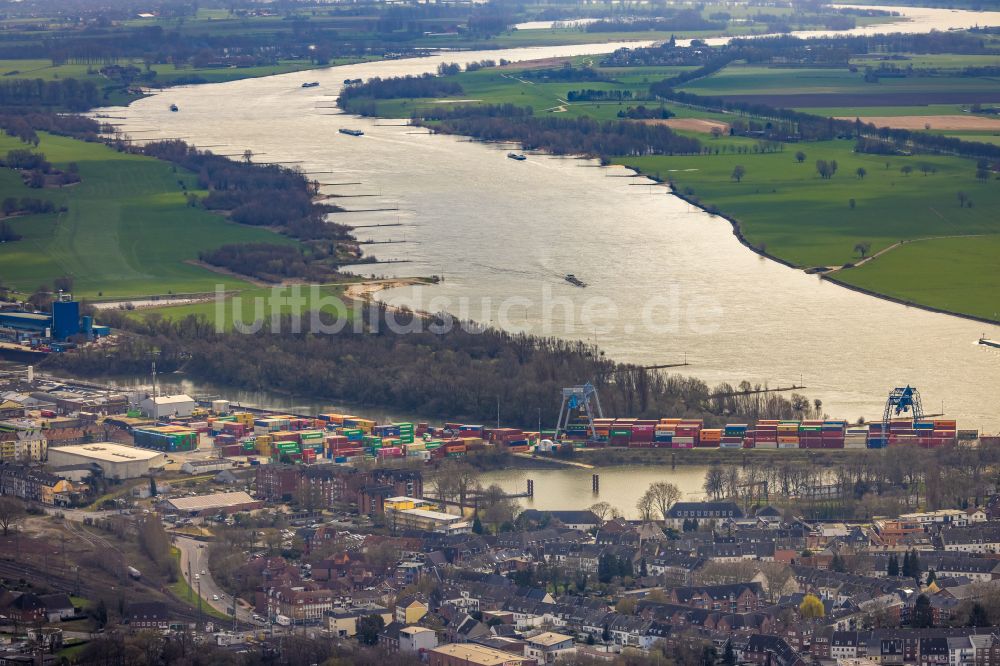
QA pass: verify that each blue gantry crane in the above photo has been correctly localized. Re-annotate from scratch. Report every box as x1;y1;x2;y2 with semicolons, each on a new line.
555;383;604;441
882;385;924;438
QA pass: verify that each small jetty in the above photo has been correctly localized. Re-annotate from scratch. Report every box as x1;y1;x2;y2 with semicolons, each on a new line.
507;152;526;161
301;81;320;88
564;273;586;288
339;128;364;137
979;337;1000;349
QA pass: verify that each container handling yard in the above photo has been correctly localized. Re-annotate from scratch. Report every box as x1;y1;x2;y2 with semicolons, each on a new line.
111;384;987;469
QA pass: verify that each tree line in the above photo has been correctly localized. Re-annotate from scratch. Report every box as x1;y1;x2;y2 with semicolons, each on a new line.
416;104;702;158
339;73;463;104
586;12;725;33
0;78;100;111
198;243;346;284
0;109;105;145
45;308;814;428
137;139;352;244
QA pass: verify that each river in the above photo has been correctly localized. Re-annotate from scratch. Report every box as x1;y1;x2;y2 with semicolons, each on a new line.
480;465;710;519
102;5;1000;433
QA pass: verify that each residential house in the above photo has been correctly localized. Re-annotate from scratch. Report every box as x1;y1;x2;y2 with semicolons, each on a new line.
38;594;75;622
395;596;428;625
524;632;576;664
325;604;393;638
665;502;745;530
127;601;170;631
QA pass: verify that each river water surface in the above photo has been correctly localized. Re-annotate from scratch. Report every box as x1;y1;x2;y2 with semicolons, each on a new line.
104;6;1000;432
480;464;710;519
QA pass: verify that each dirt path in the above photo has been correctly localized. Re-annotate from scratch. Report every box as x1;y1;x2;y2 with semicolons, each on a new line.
826;233;992;273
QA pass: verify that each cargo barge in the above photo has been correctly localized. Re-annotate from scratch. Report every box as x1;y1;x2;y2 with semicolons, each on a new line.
301;82;320;88
339;128;364;137
564;274;586;288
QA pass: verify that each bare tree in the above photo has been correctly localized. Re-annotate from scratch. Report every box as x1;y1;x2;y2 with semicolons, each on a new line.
854;242;871;259
589;501;613;523
704;467;726;500
648;481;682;524
0;498;25;536
636;490;656;524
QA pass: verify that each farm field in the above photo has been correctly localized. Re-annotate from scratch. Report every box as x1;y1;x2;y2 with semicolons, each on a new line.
939;132;1000;145
831;235;1000;322
832;115;1000;130
678;65;1000;96
799;104;972;117
679;65;1000;107
0;132;288;299
849;53;1000;68
0;57;370;106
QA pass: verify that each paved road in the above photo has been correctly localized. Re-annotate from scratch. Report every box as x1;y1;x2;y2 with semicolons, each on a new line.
174;536;255;625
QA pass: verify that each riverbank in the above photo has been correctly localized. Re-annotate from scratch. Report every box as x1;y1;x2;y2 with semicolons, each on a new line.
344;53;1000;323
514;445;893;470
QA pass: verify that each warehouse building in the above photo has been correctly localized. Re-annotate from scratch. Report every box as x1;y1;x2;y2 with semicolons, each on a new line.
163;491;262;516
140;394;196;419
46;442;165;480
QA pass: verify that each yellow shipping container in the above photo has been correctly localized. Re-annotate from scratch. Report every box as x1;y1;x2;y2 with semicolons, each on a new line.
233;412;256;426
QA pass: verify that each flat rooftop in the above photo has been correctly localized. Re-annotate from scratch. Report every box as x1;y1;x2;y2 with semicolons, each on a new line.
48;442;164;463
527;631;573;647
400;508;460;522
166;491;256;512
430;644;525;665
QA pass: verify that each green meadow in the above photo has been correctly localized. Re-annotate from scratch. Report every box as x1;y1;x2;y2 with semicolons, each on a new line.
679;64;1000;97
831;235;1000;321
621;141;1000;320
621;140;1000;267
0;132;290;299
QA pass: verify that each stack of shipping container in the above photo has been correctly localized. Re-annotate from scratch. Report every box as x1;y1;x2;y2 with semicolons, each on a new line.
133;425;198;452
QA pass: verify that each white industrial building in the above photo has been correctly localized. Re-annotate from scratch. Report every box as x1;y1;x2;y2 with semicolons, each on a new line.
180;459;234;474
140;394;196;419
46;442;165;480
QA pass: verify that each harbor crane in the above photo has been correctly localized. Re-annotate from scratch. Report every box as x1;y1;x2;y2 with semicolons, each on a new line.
555;383;604;441
882;385;924;439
